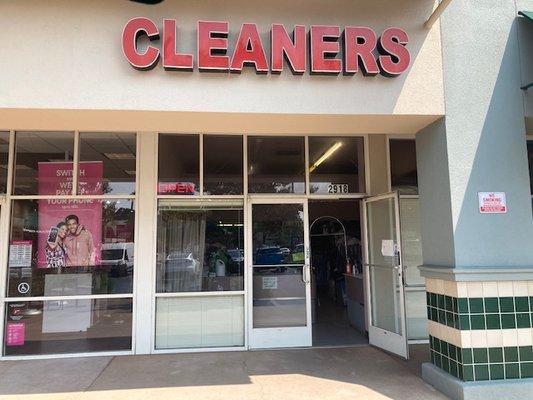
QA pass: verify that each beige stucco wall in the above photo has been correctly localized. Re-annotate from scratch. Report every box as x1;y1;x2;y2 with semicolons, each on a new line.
0;0;444;133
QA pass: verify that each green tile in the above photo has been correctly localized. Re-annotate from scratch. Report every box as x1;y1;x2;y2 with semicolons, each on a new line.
469;298;484;314
485;314;501;330
446;312;455;327
426;292;431;306
463;365;475;382
458;298;469;314
435;354;442;369
458;365;464;380
435;338;442;353
470;314;486;330
474;365;489;381
484;297;499;313
515;296;530;312
519;346;533;362
430;293;437;307
449;344;457;361
453;313;459;329
453;297;458;314
438;310;446;325
501;313;516;329
445;296;453;312
450;361;458;378
530;296;533;310
473;348;488;363
505;363;520;379
438;294;445;309
459;315;470;330
504;347;519;362
521;362;533;378
489;364;505;380
457;349;463;364
442;357;450;373
516;313;531;328
431;308;438;322
500;297;515;313
427;307;432;320
462;348;473;365
489;347;503;363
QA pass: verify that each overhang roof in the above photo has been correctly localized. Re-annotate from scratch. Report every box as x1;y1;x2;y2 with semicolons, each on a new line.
519;11;533;22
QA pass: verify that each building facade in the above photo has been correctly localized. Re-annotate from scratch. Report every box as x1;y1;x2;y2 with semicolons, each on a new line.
0;1;532;399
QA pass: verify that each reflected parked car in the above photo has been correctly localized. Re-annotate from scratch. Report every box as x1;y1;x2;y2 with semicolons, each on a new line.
101;242;134;276
165;252;200;272
255;246;285;265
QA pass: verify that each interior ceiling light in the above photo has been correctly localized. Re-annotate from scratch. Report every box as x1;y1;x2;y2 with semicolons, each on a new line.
104;152;135;160
124;170;137;176
309;142;343;173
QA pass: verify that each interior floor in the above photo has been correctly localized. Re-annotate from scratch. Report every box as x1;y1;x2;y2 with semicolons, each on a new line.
312;290;368;347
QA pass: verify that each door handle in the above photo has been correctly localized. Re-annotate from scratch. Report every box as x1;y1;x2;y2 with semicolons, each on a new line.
302;264;310;284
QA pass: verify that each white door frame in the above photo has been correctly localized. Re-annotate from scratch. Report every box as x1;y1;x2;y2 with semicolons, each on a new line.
247;196;312;349
363;191;409;359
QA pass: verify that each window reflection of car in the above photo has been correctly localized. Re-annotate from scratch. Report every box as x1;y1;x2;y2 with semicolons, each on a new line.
165;251;200;273
101;243;134;276
292;244;305;263
255;246;285;265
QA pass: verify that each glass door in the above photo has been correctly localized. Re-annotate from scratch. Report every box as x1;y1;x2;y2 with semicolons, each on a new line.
363;192;409;358
247;198;311;348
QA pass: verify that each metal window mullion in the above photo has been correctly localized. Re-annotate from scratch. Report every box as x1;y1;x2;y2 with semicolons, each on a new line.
7;131;15;197
305;136;310;196
243;134;248;197
199;134;204;196
154;291;245;298
72;131;80;195
4;293;134;302
9;195;136;201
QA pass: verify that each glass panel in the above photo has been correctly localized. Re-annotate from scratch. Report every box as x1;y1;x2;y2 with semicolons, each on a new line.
13;132;74;195
155;295;244;349
203;135;243;195
78;132;136;195
527;140;533;194
3;298;132;356
0;132;9;193
389;139;418;195
366;197;402;334
309;137;365;194
248;136;305;194
399;198;424;286
156;201;244;293
252;204;305;265
158;134;199;195
7;199;135;297
253;266;306;328
405;290;428;340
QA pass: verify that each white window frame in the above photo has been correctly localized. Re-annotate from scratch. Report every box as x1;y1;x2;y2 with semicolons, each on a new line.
0;130;139;360
386;134;428;344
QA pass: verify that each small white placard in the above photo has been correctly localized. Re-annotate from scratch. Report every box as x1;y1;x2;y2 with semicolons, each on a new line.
9;241;32;268
478;192;507;214
381;240;395;257
262;276;278;290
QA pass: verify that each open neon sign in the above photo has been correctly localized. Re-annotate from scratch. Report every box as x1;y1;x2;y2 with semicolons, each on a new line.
122;18;410;77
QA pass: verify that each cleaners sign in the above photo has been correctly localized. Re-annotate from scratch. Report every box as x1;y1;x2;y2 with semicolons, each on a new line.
122;19;410;76
478;192;507;214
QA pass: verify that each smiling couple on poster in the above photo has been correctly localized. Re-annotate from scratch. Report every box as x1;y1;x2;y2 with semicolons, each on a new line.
37;161;103;269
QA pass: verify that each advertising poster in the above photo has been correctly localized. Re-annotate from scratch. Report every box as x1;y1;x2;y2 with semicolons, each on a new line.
37;161;103;268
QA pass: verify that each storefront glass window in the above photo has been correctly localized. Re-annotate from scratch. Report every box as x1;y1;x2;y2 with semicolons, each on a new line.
389;139;418;195
7;199;135;297
158;134;199;195
3;298;132;356
248;136;305;194
13;132;74;195
0;132;9;193
155;296;244;349
78;132;136;195
203;135;243;195
156;200;244;293
309;137;365;194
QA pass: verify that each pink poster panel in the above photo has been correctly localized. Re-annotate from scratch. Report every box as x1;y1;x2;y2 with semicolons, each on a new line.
37;162;103;268
6;322;25;346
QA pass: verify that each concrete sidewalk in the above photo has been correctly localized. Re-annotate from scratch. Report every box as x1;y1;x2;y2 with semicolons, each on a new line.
0;345;447;400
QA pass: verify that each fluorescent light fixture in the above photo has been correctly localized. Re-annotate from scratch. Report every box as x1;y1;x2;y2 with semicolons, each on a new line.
124;170;136;176
309;142;343;173
104;152;135;160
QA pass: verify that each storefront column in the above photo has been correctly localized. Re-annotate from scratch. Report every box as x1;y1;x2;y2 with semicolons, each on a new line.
134;132;157;355
416;1;533;399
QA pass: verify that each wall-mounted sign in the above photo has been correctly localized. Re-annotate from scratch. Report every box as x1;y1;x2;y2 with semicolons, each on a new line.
122;19;410;76
9;241;32;268
478;192;507;214
328;184;349;194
